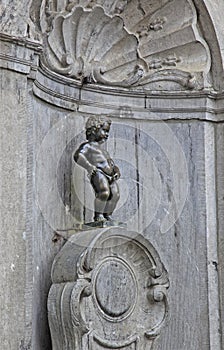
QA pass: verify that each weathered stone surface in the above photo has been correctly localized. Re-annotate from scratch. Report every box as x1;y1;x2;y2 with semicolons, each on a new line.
0;69;27;349
215;123;224;348
0;0;32;37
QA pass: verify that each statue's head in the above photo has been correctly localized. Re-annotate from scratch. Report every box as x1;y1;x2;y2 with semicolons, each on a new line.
86;115;112;142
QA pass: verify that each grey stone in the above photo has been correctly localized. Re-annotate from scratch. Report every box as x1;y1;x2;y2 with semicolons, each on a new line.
48;227;169;350
1;0;224;349
0;69;27;349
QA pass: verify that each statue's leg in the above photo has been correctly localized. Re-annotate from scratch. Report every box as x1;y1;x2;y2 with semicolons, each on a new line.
91;172;110;221
103;181;120;220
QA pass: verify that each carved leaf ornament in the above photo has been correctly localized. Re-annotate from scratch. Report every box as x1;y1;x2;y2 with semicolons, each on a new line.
40;0;211;90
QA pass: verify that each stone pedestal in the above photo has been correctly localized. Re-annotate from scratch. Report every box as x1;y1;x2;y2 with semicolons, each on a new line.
48;227;169;350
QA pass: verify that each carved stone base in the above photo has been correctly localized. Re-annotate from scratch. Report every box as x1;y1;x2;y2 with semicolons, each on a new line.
48;228;169;349
83;220;127;229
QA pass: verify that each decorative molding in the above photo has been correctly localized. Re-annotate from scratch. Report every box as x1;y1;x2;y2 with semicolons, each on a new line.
32;65;224;121
48;228;169;350
148;55;181;70
0;33;42;75
136;17;167;38
29;0;211;91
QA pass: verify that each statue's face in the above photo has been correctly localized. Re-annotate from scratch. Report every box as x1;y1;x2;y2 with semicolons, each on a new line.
94;122;110;143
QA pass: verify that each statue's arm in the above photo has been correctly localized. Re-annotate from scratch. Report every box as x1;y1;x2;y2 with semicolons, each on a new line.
74;146;97;175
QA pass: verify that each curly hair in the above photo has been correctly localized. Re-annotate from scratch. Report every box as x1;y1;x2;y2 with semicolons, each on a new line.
85;115;111;140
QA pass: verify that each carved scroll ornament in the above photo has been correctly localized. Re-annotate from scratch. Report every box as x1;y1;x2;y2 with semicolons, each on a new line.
48;227;169;349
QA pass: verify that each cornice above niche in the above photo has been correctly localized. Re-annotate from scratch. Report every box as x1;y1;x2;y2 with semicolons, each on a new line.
36;0;211;91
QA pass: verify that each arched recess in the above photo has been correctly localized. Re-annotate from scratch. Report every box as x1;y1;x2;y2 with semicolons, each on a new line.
29;0;224;97
192;0;224;91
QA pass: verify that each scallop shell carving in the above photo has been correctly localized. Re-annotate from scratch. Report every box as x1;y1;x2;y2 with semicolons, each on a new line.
44;6;147;87
41;0;211;90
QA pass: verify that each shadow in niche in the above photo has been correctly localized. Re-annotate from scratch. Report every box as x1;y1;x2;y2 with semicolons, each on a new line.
32;214;66;350
34;259;53;350
36;310;52;350
56;131;86;222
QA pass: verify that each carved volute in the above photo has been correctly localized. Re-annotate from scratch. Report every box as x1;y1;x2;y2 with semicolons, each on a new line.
48;227;169;349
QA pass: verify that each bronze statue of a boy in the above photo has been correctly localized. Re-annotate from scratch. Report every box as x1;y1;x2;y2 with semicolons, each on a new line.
74;115;120;223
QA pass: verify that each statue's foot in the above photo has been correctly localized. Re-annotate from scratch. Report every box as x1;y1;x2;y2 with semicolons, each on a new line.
94;213;106;222
104;214;113;221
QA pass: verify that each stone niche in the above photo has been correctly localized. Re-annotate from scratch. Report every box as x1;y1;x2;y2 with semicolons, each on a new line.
1;0;224;349
27;1;222;349
48;227;169;350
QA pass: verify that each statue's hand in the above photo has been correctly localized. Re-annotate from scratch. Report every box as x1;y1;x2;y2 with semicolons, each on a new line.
113;165;121;180
113;173;119;181
88;166;97;177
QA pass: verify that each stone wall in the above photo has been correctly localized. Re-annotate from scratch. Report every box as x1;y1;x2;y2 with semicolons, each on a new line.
0;69;27;349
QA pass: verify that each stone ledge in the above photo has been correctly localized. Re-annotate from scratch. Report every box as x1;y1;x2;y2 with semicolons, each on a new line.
1;33;224;122
33;65;224;121
0;33;42;75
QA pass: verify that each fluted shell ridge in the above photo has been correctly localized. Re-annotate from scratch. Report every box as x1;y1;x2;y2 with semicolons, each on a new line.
44;6;146;87
40;0;211;90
